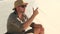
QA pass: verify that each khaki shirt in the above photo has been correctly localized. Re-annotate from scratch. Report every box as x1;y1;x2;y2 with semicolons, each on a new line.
7;12;28;33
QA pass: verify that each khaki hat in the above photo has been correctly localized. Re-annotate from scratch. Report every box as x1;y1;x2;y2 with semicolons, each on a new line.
14;0;28;8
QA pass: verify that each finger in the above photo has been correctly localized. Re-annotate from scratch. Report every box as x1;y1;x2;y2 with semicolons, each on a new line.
35;8;38;10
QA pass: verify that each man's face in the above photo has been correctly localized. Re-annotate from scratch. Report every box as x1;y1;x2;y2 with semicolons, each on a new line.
16;5;27;13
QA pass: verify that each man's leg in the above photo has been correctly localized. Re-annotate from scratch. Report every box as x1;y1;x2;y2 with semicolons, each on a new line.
25;24;44;34
34;27;40;34
33;24;44;34
34;26;44;34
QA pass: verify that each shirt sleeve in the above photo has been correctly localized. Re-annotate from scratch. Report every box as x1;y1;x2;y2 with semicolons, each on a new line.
7;13;25;32
11;18;24;31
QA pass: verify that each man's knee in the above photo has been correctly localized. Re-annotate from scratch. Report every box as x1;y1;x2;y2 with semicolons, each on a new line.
34;24;44;32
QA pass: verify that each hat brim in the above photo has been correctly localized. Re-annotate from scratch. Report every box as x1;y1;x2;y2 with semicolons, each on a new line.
22;3;28;5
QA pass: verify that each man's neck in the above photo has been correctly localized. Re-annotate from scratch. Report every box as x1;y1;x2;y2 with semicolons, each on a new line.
18;13;24;20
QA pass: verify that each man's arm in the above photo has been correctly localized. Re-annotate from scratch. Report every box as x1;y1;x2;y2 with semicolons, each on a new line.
23;8;39;30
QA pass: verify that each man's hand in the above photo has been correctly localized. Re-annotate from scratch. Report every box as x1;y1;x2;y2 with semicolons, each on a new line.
33;8;39;16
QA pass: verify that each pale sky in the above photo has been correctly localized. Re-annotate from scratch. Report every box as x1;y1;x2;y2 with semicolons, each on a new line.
0;0;60;34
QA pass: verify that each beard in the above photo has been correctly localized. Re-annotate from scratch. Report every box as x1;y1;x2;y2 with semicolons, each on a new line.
20;11;24;13
18;11;25;14
16;10;25;14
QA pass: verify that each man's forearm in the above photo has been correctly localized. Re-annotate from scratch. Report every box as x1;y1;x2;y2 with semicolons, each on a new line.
23;15;36;30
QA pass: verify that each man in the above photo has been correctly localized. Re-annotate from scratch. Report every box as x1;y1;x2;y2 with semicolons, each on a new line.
6;0;44;34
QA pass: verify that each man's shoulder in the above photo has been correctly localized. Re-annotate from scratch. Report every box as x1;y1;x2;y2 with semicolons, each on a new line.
9;12;17;17
8;12;17;19
7;12;18;22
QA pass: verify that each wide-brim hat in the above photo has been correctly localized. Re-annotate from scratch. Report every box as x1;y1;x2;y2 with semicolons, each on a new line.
13;0;28;10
